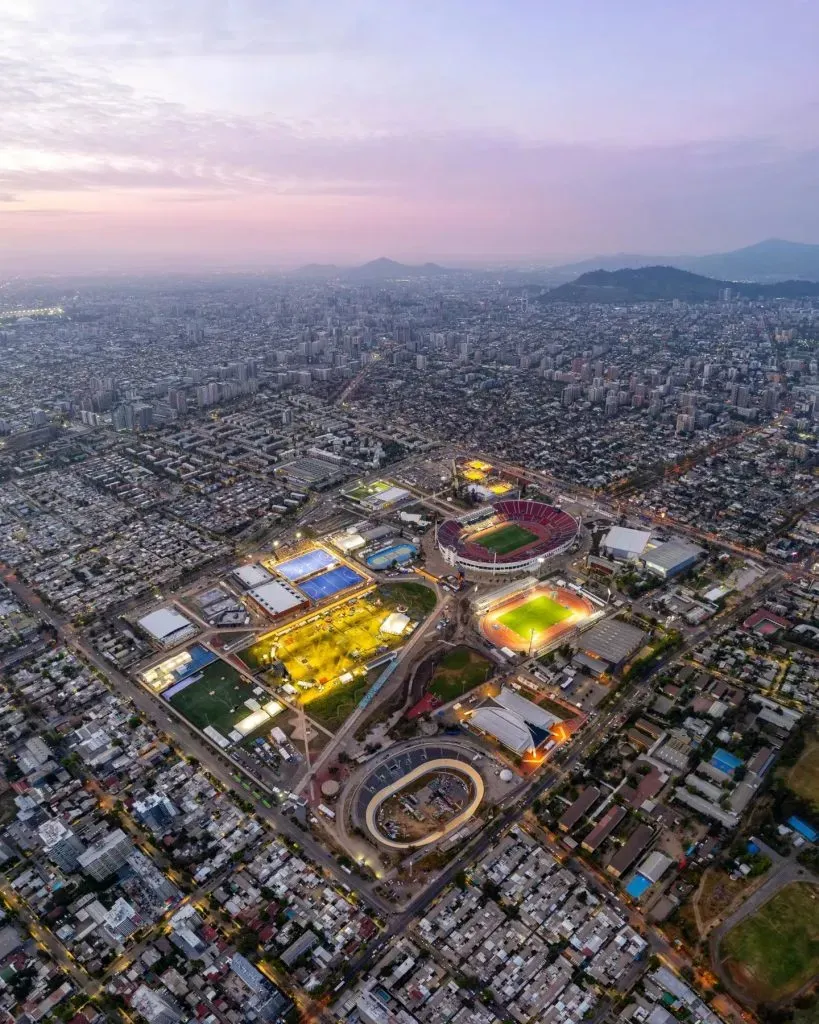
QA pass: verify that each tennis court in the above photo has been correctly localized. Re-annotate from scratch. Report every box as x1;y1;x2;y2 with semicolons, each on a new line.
273;547;335;581
300;564;364;601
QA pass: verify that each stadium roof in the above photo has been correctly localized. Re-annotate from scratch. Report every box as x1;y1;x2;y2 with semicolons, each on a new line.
643;538;704;575
579;618;647;666
364;484;410;508
138;607;196;645
470;686;561;754
232;563;273;589
601;526;651;557
248;580;305;616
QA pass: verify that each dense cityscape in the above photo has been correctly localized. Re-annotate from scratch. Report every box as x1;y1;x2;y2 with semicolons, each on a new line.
0;268;816;1024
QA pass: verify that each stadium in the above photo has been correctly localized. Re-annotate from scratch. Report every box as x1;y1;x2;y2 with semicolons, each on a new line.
349;742;485;850
476;578;596;653
438;499;579;577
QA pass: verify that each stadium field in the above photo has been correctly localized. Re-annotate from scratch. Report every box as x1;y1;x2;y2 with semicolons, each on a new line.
166;660;257;737
498;594;573;639
477;523;538;555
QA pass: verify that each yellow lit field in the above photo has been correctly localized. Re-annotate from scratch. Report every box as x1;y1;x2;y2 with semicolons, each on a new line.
239;594;403;687
466;459;493;472
462;468;486;482
488;481;513;494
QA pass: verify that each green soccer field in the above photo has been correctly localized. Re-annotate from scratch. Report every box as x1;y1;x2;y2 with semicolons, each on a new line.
478;523;538;555
168;660;257;736
498;594;573;638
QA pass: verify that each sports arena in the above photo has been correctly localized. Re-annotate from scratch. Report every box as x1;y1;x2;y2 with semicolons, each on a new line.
438;499;579;577
350;742;485;850
476;578;595;653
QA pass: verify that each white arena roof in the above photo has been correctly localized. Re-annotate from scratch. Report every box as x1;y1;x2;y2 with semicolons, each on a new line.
233;563;273;589
248;580;306;617
365;485;409;508
469;686;561;755
138;607;197;646
601;526;651;558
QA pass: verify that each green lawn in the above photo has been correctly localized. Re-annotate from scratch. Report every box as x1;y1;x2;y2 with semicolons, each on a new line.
498;594;572;639
478;523;538;555
429;647;492;702
303;677;370;731
348;480;390;500
378;581;437;618
782;737;819;811
167;660;258;736
722;883;819;1002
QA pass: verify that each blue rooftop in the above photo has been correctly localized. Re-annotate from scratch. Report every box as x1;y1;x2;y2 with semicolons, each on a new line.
788;816;818;843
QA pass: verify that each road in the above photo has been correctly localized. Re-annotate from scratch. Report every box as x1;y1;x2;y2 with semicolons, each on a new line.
1;568;394;920
709;857;819;1008
294;582;449;797
0;878;101;998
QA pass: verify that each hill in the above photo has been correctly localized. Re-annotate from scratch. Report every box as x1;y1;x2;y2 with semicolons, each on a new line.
545;239;819;285
684;239;819;282
542;265;819;303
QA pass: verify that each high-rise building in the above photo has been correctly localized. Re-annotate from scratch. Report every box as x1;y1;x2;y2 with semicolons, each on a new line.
77;829;134;881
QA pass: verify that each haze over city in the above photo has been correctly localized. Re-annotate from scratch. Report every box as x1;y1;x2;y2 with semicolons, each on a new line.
4;0;819;271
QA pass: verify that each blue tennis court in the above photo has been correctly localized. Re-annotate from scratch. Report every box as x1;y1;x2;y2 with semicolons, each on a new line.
365;542;418;570
274;548;335;581
300;565;364;601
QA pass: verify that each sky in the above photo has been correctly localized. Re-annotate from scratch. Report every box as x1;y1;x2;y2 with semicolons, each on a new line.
2;0;819;271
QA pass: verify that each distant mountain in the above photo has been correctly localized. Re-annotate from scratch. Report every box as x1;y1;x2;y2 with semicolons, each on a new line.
683;239;819;283
545;239;819;285
289;257;455;282
543;253;663;283
345;257;453;281
542;265;819;303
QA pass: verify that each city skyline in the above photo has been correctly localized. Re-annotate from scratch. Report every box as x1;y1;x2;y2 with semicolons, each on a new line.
3;0;819;271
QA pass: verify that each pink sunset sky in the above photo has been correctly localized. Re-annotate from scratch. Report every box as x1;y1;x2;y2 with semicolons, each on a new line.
2;0;819;272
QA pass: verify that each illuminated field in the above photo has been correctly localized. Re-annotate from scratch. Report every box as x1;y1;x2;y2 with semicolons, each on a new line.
480;585;594;653
499;594;573;636
165;660;257;737
475;523;538;555
347;479;391;501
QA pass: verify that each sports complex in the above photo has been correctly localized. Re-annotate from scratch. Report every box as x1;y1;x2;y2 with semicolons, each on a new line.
476;577;596;653
349;742;485;850
438;499;579;577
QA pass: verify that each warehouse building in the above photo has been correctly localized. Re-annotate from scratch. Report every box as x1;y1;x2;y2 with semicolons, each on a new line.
576;618;647;672
137;607;198;648
643;539;705;579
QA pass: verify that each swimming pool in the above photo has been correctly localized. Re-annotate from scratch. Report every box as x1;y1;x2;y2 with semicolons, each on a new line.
365;542;418;570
